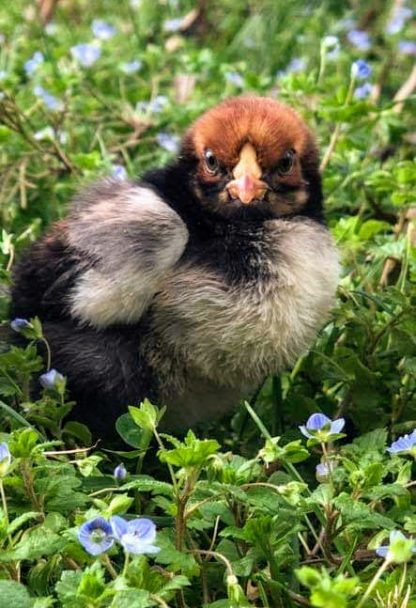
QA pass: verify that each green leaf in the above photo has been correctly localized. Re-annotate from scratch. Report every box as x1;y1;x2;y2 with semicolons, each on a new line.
116;413;149;448
129;400;160;432
0;580;33;608
0;525;68;562
7;511;40;536
158;430;220;468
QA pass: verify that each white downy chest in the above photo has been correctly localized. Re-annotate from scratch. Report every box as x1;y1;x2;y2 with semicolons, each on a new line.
152;218;339;388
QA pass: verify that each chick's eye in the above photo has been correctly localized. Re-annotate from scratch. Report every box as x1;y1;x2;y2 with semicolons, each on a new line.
277;150;295;176
204;149;219;174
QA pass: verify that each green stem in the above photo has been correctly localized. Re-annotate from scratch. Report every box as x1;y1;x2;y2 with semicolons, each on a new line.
356;559;391;608
0;480;8;522
101;554;118;580
317;43;326;85
153;427;178;494
41;337;52;371
122;551;130;578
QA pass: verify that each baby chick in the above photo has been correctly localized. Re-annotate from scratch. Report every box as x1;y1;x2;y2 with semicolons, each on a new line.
11;96;339;436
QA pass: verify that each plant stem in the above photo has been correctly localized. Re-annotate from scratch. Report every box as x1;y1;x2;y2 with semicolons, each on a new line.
101;554;118;580
356;559;391;608
41;337;52;371
0;480;8;522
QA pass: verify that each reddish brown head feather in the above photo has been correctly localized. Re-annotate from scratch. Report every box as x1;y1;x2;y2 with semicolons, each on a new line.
183;96;316;169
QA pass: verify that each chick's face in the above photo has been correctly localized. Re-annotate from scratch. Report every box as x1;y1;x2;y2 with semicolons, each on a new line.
182;97;322;221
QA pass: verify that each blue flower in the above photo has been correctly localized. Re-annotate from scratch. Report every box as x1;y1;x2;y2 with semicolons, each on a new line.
322;36;340;60
34;127;54;141
347;30;371;51
156;132;180;154
385;7;413;35
399;41;416;56
315;461;336;481
39;368;65;390
0;70;7;80
277;57;307;77
387;429;416;455
225;72;244;87
110;515;160;555
137;95;168;114
45;23;57;36
322;35;339;49
351;59;372;81
92;20;116;40
70;43;101;68
10;318;31;333
149;95;168;113
24;51;44;76
163;17;183;33
78;517;114;555
0;443;11;477
33;85;63;111
299;413;345;441
114;463;127;482
121;59;142;74
376;530;416;561
111;165;127;180
354;82;373;99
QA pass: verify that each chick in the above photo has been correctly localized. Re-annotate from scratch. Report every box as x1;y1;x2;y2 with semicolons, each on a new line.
11;96;339;436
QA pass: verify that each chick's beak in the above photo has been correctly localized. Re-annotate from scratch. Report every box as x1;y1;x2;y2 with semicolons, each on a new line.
226;142;267;205
227;174;267;205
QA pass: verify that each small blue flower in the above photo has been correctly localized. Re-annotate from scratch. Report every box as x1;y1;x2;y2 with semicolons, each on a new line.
287;57;307;73
225;72;244;87
34;126;55;141
351;59;372;81
354;82;373;99
376;530;416;560
156;132;180;154
24;51;44;76
163;17;183;33
33;85;63;111
0;443;11;477
149;95;168;113
315;461;336;481
114;463;127;482
121;59;142;74
277;57;307;77
45;23;57;36
322;35;339;49
347;30;371;51
10;318;31;333
385;7;413;35
71;43;101;68
92;20;116;40
111;165;127;180
299;413;345;440
0;70;7;80
137;95;168;114
39;368;64;390
387;429;416;455
399;41;416;56
78;517;114;555
110;515;160;555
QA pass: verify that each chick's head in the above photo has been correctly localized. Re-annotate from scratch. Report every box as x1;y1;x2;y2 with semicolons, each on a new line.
181;96;323;221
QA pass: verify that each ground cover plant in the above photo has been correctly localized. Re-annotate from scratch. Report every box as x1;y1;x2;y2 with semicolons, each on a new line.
0;0;415;606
